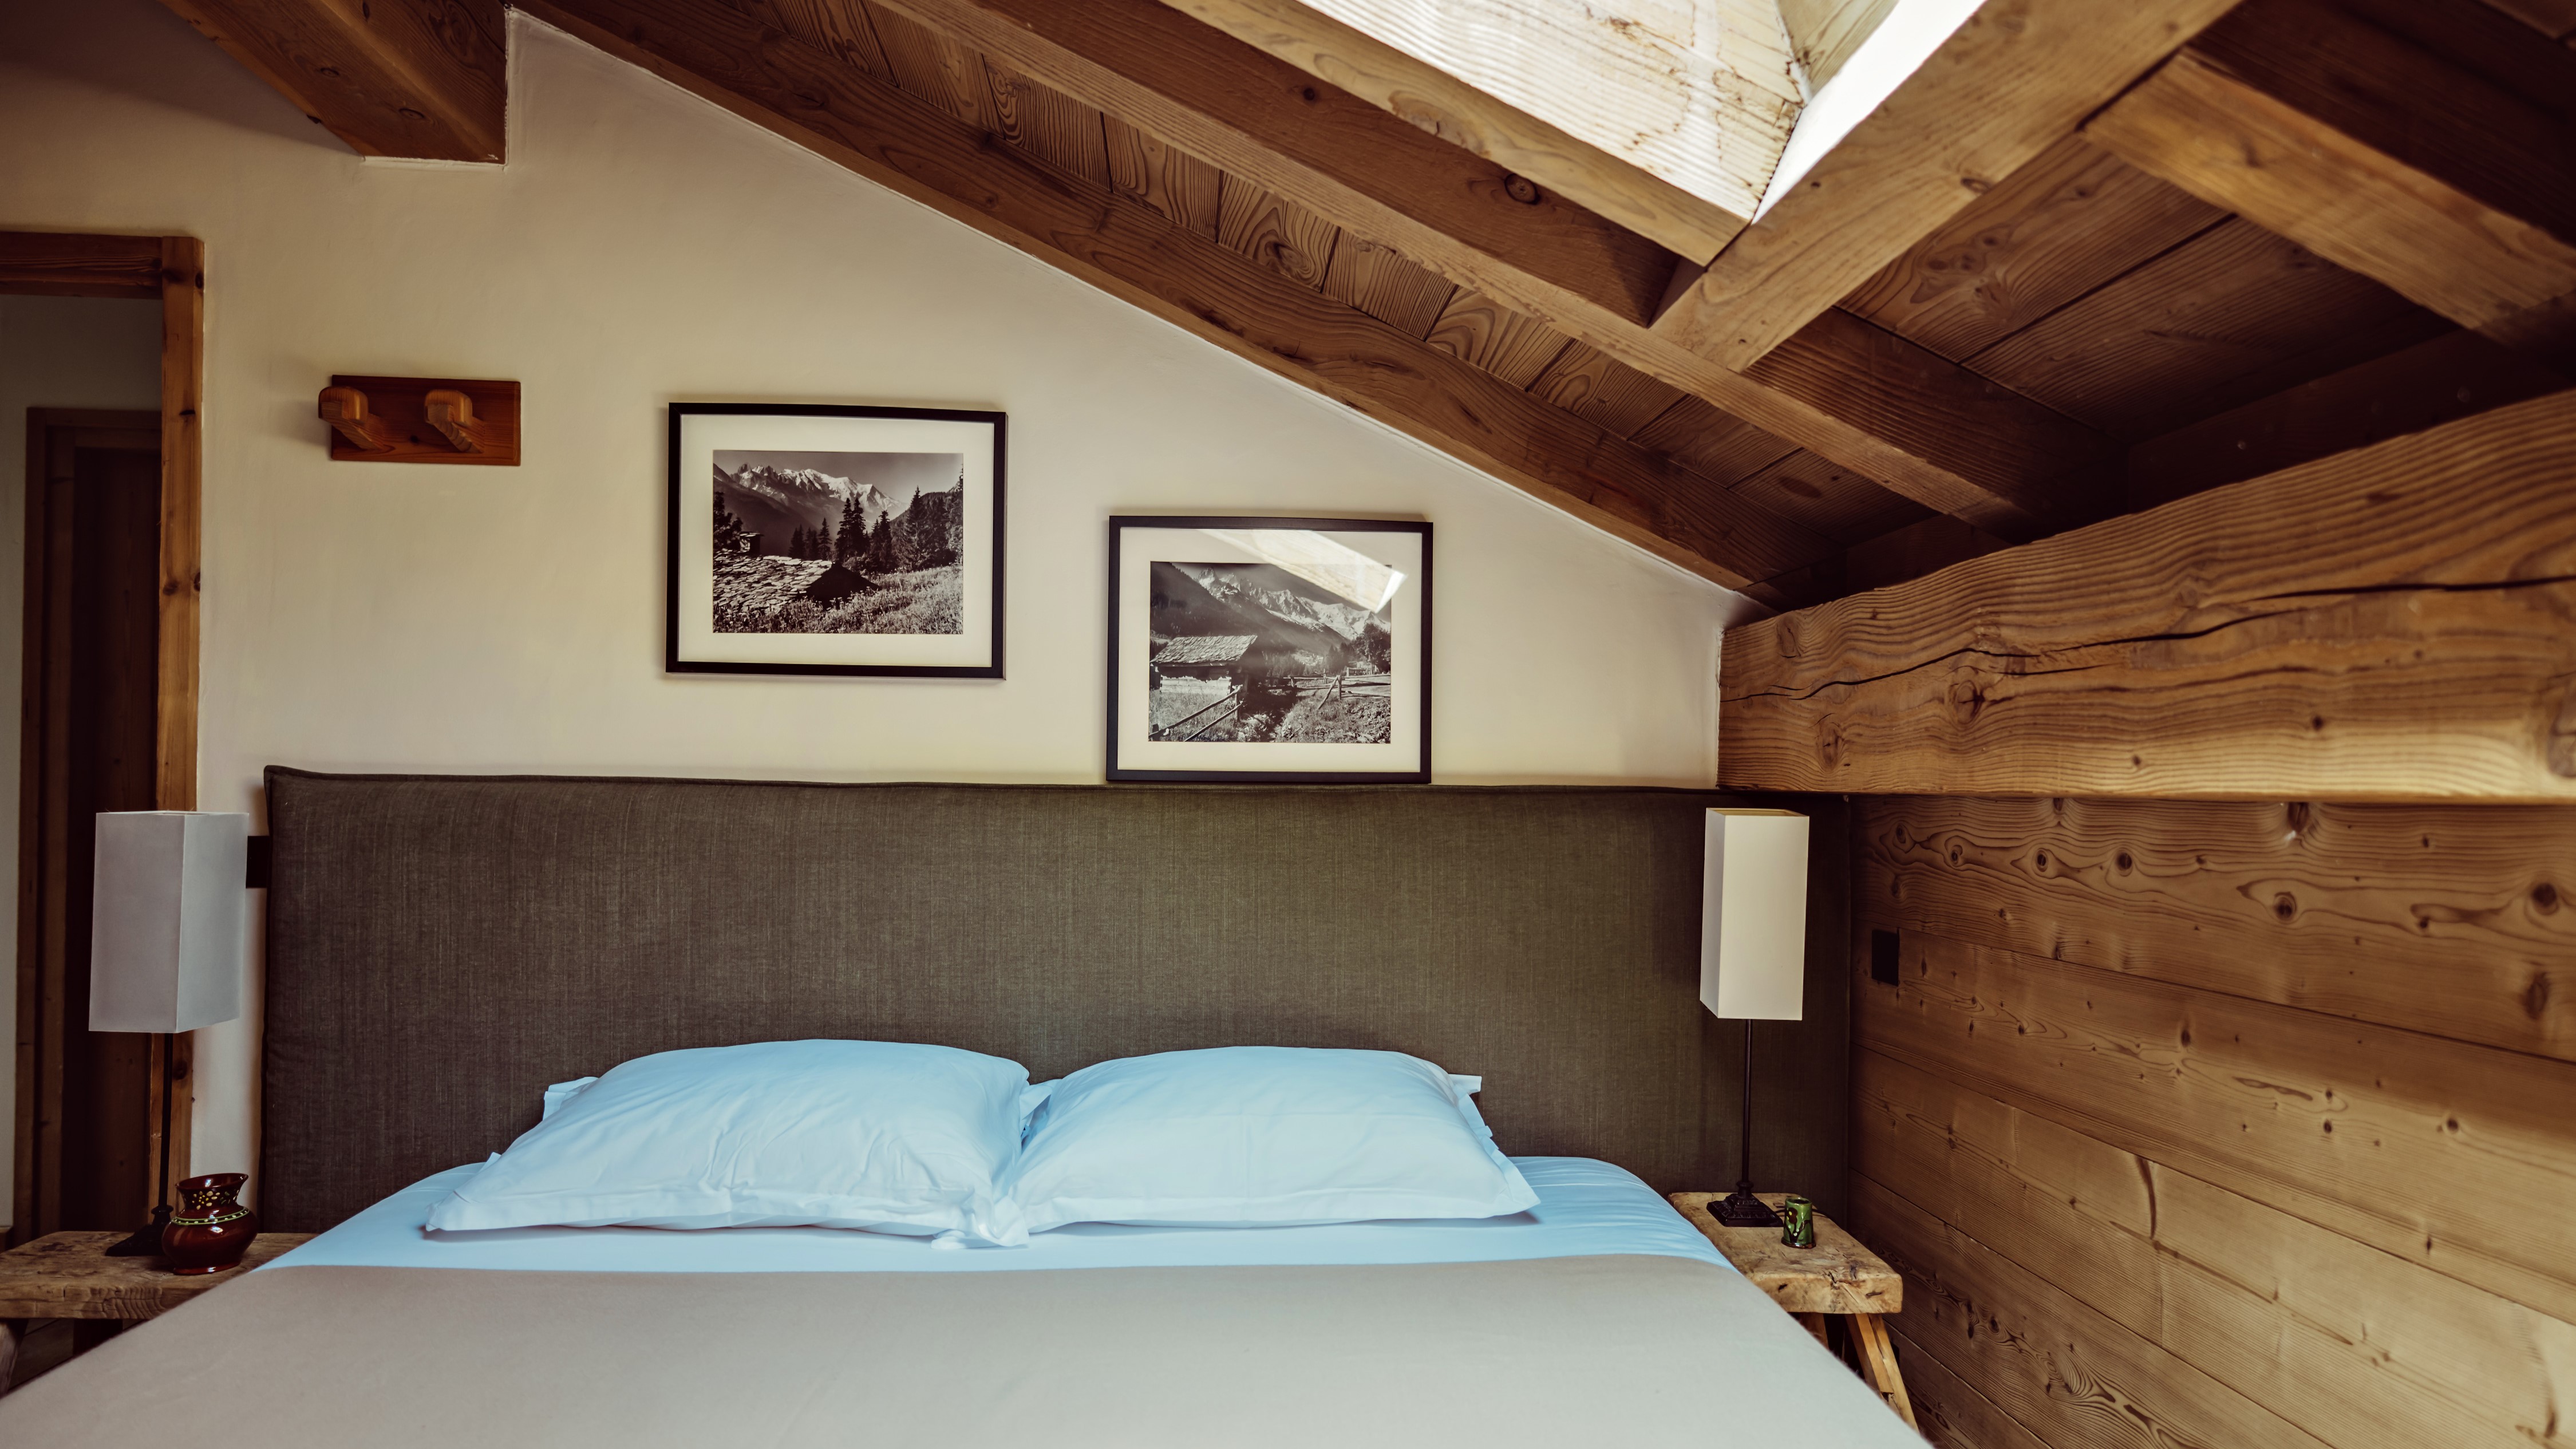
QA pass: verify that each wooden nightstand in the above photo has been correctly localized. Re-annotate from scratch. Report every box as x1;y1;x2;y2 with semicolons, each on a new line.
1669;1191;1916;1431
0;1231;313;1392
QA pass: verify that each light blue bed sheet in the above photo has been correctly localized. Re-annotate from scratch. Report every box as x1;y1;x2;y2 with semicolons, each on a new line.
267;1156;1729;1274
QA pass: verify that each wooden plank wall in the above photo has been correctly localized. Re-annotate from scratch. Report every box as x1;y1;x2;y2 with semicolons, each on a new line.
1848;793;2576;1449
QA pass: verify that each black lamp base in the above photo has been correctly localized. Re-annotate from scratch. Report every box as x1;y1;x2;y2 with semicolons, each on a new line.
102;1204;171;1257
1712;1187;1781;1229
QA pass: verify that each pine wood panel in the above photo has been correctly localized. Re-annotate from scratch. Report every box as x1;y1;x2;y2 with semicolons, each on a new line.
528;0;1840;590
1319;236;1454;339
1654;0;2242;370
863;1;994;128
1629;397;1796;488
149;0;507;161
1747;307;2116;536
1526;344;1688;440
1856;795;2576;1062
1850;1172;2333;1449
1963;219;2442;439
1840;514;2009;595
1732;452;1927;547
1717;392;2576;802
1854;1048;2576;1449
1160;0;1776;262
742;0;894;79
2139;310;2458;445
1860;928;2576;1325
1895;1323;2050;1449
2089;0;2576;339
2215;0;2576;218
1101;117;1223;240
2125;329;2570;509
1842;138;2225;364
982;61;1108;185
1216;177;1339;291
1420;290;1571;389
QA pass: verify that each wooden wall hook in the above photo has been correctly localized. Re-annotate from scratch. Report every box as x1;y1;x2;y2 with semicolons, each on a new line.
317;386;393;453
423;389;481;453
318;376;520;465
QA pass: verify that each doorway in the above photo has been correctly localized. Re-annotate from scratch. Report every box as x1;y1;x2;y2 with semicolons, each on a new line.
0;233;206;1247
19;410;164;1238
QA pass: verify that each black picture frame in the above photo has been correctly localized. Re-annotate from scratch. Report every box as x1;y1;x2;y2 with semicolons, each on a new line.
1107;515;1432;784
666;402;1006;677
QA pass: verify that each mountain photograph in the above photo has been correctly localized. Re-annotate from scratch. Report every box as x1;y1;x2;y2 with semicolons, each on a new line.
1147;560;1393;744
709;449;966;635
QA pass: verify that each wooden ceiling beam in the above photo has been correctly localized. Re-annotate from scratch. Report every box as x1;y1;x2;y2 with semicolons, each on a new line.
2087;0;2576;367
829;0;2116;537
1151;0;1787;264
1717;390;2576;802
523;0;1840;594
854;0;1677;327
152;0;508;162
1654;0;2240;372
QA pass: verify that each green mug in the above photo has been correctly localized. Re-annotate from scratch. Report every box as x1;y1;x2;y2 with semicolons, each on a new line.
1780;1195;1816;1249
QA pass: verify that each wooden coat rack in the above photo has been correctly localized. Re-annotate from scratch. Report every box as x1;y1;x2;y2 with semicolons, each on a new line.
318;376;520;464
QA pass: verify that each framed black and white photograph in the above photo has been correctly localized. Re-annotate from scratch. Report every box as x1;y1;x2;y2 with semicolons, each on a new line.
1108;516;1429;783
667;403;1003;676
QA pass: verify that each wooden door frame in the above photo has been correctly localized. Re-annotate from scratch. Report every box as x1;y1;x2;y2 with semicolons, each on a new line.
2;231;204;1242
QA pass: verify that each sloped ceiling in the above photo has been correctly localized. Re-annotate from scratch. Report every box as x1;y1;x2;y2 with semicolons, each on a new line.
149;0;2576;609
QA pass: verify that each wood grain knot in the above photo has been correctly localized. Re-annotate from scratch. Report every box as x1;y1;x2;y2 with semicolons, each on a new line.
2534;882;2560;913
1943;670;1989;727
2272;892;2298;922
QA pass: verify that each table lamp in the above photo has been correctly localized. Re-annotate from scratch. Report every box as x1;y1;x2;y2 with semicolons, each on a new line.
90;811;250;1255
1702;807;1809;1229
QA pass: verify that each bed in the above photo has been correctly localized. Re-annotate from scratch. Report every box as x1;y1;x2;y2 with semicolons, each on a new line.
0;771;1909;1446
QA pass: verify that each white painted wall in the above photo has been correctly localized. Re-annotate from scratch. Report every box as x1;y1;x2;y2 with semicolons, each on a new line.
0;295;167;1225
0;0;1752;1197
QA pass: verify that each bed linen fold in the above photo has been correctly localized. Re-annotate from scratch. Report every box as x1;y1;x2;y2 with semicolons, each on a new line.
276;1155;1725;1273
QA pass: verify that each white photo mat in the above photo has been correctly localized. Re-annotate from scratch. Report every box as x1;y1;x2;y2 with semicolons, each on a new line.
1110;520;1428;781
670;407;1001;674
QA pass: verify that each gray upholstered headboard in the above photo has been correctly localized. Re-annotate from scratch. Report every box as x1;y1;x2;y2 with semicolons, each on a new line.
259;769;1849;1230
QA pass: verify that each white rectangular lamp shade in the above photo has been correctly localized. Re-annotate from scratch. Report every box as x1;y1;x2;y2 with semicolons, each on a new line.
90;811;250;1033
1701;808;1809;1021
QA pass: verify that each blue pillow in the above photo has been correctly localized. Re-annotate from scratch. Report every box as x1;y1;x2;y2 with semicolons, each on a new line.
1008;1047;1539;1231
427;1040;1037;1245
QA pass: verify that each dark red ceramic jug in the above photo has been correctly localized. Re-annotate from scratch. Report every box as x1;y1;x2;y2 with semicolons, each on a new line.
162;1172;259;1275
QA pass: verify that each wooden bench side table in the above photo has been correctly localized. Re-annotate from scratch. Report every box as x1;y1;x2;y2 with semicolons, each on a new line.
1669;1191;1918;1432
0;1231;313;1393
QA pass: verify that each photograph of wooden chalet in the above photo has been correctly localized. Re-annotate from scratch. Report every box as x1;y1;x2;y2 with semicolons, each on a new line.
1146;559;1396;743
0;0;2570;1444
